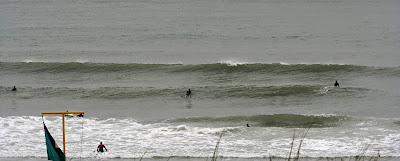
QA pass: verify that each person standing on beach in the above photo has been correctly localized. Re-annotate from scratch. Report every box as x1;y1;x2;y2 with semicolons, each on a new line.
97;142;108;152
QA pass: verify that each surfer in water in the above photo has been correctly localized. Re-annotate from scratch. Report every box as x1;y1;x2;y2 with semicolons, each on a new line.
97;142;108;153
12;86;17;91
334;80;339;87
185;89;191;98
65;111;73;118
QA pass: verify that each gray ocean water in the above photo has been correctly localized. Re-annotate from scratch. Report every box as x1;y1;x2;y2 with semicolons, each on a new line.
0;0;399;160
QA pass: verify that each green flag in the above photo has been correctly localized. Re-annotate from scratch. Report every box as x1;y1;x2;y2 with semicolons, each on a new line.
44;123;65;161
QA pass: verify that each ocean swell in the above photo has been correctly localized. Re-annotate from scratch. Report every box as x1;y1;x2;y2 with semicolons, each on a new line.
0;85;370;100
1;62;399;76
166;114;348;128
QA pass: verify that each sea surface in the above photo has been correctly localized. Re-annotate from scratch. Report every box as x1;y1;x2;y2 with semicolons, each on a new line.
0;0;399;160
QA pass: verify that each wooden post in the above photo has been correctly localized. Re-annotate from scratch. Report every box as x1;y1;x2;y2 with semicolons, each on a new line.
62;114;65;155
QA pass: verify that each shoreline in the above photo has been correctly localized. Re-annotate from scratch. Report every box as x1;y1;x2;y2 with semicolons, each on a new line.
1;157;399;161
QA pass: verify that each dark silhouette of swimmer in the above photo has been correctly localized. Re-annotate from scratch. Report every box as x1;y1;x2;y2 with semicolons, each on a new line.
77;113;84;117
185;89;191;98
334;80;339;87
247;124;250;127
12;86;17;91
65;110;74;118
97;142;107;153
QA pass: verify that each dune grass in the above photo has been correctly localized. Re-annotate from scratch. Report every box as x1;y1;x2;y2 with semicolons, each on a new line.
130;124;381;161
211;130;224;161
208;124;380;161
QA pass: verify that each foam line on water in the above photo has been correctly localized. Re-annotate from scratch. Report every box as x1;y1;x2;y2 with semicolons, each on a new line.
0;116;399;158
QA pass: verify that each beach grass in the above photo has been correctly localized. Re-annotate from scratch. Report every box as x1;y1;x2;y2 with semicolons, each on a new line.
206;125;381;161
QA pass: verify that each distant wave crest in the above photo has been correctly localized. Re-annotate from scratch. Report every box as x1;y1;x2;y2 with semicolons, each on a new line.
1;62;399;76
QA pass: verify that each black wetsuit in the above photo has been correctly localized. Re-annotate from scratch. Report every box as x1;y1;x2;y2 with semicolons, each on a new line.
97;144;107;152
186;90;191;97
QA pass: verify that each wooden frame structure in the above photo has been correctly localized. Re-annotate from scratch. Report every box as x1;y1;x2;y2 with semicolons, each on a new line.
42;111;84;155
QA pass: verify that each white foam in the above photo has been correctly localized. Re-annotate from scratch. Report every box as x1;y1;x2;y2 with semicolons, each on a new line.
1;116;399;158
23;59;48;63
219;59;248;66
23;59;34;63
75;59;89;63
279;62;291;65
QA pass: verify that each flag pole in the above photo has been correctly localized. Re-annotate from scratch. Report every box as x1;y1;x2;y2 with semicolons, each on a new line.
62;113;65;155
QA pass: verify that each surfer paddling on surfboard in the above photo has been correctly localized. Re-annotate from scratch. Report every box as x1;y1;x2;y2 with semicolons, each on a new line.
185;89;191;98
334;80;339;87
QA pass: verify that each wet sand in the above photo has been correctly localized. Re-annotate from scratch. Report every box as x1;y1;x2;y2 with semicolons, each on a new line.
0;157;399;161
